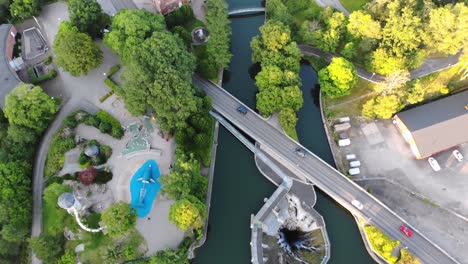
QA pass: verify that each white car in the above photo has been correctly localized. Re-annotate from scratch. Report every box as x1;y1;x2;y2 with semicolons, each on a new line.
428;157;441;172
453;150;464;162
352;200;364;210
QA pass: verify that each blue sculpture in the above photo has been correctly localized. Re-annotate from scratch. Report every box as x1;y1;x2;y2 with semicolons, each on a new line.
130;160;161;217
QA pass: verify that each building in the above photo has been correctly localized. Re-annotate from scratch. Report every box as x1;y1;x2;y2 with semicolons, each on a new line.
97;0;138;16
393;90;468;159
153;0;190;15
0;24;20;108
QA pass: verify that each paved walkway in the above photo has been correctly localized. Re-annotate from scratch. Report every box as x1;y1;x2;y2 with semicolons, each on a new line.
313;0;349;16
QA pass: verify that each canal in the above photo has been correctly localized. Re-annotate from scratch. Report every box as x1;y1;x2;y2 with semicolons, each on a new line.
194;1;375;263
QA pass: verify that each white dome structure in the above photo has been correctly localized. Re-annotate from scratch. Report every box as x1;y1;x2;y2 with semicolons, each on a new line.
58;192;75;209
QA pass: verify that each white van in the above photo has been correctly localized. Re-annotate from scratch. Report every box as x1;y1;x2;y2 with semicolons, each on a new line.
338;139;351;147
349;160;361;167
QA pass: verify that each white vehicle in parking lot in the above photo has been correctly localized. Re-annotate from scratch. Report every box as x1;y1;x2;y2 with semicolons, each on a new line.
428;157;441;172
453;150;464;162
352;200;364;210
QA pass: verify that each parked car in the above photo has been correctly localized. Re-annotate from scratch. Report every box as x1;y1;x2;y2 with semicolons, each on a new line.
453;150;464;162
349;160;361;167
399;225;413;237
338;138;351;147
351;200;364;210
237;105;247;115
348;168;360;176
295;147;306;158
428;157;441;172
346;154;356;160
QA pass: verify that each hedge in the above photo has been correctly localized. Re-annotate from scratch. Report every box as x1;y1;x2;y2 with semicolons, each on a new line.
31;69;58;84
104;77;119;91
96;110;124;138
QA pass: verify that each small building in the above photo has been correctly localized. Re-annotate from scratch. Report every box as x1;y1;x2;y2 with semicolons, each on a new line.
153;0;190;15
0;24;20;108
96;0;138;16
393;90;468;159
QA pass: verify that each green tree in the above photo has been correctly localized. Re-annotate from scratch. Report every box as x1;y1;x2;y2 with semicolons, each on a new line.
30;234;64;263
423;3;468;55
341;42;357;59
266;0;295;28
53;22;102;76
160;149;207;201
9;0;39;19
318;57;357;98
0;239;17;256
198;0;232;79
364;226;400;263
362;95;401;119
4;83;58;135
347;10;382;39
169;195;206;231
279;108;298;139
367;48;406;75
121;32;200;130
101;202;136;238
68;0;103;36
104;10;165;61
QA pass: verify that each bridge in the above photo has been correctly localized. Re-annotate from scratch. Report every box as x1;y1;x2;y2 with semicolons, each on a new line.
192;75;459;264
228;7;265;16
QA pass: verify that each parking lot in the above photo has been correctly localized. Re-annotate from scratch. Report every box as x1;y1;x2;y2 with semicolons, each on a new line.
329;119;468;261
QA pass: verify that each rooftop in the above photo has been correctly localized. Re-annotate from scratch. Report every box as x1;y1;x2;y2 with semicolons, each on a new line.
396;90;468;158
0;24;20;108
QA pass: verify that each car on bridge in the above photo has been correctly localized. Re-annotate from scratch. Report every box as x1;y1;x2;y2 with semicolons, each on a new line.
400;224;413;237
295;147;306;158
237;105;247;115
351;200;364;210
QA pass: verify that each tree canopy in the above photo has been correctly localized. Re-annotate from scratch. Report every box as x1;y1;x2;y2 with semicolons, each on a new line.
4;83;58;136
101;202;136;238
169;195;206;231
53;22;102;76
120;32;201;130
318;57;357;98
30;233;64;263
68;0;103;36
160;149;207;202
9;0;39;19
197;0;232;79
104;10;166;61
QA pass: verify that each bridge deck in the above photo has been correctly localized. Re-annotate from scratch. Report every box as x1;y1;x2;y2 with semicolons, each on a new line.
193;75;459;264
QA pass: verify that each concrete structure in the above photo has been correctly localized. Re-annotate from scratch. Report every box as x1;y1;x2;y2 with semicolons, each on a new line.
0;24;20;108
193;75;459;264
153;0;190;15
394;90;468;159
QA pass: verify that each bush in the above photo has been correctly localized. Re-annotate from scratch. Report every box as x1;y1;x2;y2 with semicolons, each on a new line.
165;4;195;29
78;166;97;185
78;152;90;165
96;110;124;139
108;64;120;76
98;121;112;134
364;225;400;263
45;56;53;65
63;114;78;128
99;90;114;102
101;145;113;159
31;69;58;84
45;133;76;177
84;115;100;127
95;170;113;184
104;77;119;91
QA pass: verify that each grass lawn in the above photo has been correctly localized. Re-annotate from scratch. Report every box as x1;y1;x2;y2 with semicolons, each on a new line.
339;0;370;12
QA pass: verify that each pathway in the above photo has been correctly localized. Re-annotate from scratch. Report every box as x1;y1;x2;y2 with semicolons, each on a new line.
298;45;462;84
313;0;350;16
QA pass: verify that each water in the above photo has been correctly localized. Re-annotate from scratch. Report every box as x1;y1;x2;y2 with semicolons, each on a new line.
194;2;374;263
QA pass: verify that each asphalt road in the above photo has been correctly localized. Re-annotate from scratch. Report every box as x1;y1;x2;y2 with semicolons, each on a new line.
298;45;461;84
193;75;460;264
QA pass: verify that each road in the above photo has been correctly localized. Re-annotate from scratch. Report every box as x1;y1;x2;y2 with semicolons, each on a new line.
298;45;462;84
193;75;460;264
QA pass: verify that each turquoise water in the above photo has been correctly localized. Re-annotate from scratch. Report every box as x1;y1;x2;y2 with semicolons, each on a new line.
130;160;161;217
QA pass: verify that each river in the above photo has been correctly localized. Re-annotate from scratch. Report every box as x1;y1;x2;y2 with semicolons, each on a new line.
194;1;375;263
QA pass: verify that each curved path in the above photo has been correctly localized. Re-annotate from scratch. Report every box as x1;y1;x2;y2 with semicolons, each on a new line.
298;44;462;84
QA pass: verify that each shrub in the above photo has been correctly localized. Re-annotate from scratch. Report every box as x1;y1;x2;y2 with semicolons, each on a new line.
96;110;124;139
31;69;58;84
108;64;120;76
98;121;112;133
95;170;113;184
364;225;400;263
78;152;90;165
44;56;53;65
99;90;114;102
84;115;100;127
63;114;78;128
78;166;97;185
101;145;112;159
45;133;76;177
104;77;119;91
